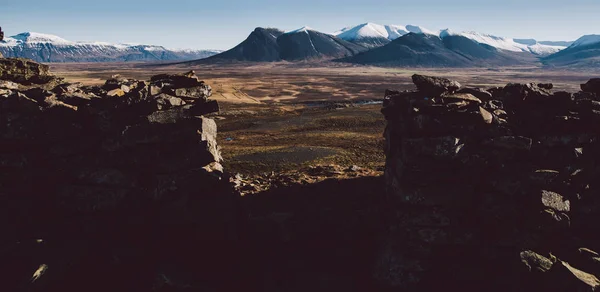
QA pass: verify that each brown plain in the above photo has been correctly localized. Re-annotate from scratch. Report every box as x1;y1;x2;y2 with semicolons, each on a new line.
50;62;594;174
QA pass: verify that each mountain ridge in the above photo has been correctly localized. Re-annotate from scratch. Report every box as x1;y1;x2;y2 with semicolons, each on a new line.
0;32;221;62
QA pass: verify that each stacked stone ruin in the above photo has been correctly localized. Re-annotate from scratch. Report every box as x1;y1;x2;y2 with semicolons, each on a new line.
0;59;240;290
380;74;600;291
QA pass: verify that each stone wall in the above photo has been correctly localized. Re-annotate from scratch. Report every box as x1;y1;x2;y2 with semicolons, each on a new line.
0;61;240;291
380;75;600;291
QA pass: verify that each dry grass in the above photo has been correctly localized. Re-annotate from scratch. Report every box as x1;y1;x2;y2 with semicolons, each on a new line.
47;62;595;175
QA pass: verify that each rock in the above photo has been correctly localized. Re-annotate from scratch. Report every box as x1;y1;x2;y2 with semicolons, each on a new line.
146;106;193;124
153;93;186;110
0;58;58;84
1;67;234;292
106;88;125;97
403;136;463;160
1;92;41;113
457;87;493;101
0;80;19;90
538;83;554;90
120;84;131;93
382;75;600;291
541;190;570;212
483;136;533;151
442;93;481;104
520;251;554;272
172;85;212;100
58;91;97;107
150;72;205;89
52;83;83;95
411;74;461;97
498;83;551;106
479;107;493;124
581;78;600;95
149;85;162;96
23;88;55;102
529;170;560;185
189;100;220;116
555;261;600;291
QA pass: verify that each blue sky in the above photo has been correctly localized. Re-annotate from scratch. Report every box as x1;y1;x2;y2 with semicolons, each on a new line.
1;0;598;50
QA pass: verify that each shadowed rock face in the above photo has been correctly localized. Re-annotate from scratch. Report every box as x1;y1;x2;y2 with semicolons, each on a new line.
194;27;367;63
277;29;367;61
0;58;57;84
0;61;242;291
380;74;600;291
205;27;285;62
543;42;600;68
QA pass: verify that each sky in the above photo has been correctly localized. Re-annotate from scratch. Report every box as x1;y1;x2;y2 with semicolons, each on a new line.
1;0;599;50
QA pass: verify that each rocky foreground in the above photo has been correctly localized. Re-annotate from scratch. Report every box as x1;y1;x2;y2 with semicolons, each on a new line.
1;58;237;291
2;57;600;291
382;75;600;290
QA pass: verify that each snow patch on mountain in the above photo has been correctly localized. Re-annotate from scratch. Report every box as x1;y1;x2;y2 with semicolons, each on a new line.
405;25;437;35
285;26;314;34
440;29;528;52
527;43;565;56
0;32;221;62
440;29;565;56
334;23;438;41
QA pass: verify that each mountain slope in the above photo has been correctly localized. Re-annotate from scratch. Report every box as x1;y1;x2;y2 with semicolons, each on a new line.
440;30;565;56
195;26;367;63
335;24;566;56
543;35;600;67
204;27;284;62
338;32;534;67
337;33;473;67
334;23;437;48
0;32;220;62
277;27;367;60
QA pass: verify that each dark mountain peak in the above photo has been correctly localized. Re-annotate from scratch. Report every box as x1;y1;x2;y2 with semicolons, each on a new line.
199;26;367;63
252;27;285;38
277;29;367;61
201;27;284;62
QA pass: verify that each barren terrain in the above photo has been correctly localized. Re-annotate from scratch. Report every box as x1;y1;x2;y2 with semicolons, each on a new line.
50;62;594;176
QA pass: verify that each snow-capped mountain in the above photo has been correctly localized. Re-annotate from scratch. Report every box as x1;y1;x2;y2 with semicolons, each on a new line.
543;34;600;67
439;29;565;56
277;26;366;60
0;32;221;62
197;26;367;63
339;31;536;67
334;23;436;48
335;23;566;56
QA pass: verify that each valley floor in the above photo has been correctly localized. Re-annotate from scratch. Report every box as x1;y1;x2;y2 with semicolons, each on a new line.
50;62;595;179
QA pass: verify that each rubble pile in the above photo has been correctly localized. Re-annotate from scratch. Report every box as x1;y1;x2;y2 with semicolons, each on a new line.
0;58;239;291
231;164;381;196
380;74;600;290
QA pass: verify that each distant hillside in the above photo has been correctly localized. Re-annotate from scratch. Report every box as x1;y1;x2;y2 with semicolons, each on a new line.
337;33;537;67
204;27;284;62
0;32;220;62
277;27;366;60
543;35;600;67
193;26;367;63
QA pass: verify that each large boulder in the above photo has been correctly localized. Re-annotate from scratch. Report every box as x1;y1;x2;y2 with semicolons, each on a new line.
581;78;600;95
0;58;58;84
412;74;461;97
